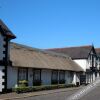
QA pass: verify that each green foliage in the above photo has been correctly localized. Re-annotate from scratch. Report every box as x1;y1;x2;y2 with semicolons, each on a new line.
19;80;28;84
13;83;76;93
18;80;28;87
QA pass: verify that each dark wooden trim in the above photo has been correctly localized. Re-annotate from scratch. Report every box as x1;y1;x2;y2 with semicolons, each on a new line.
0;60;6;66
0;26;5;36
2;37;9;92
0;25;16;39
17;68;19;84
14;67;80;72
2;69;6;73
0;60;12;66
40;69;41;81
33;69;34;83
26;68;28;81
72;58;87;60
3;51;6;54
4;37;8;91
2;75;5;79
2;82;6;85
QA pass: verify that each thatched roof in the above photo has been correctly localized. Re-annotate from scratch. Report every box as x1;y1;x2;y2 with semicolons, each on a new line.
10;42;83;72
47;45;94;59
0;19;16;39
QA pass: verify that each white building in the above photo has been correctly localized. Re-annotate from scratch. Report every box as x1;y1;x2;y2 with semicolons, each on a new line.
0;20;83;93
48;45;100;84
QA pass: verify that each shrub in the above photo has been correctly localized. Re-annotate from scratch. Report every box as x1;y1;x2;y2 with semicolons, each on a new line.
18;80;28;87
13;83;76;93
65;83;76;87
13;87;31;93
58;84;65;88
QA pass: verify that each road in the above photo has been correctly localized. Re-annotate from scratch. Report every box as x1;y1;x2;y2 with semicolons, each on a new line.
14;86;100;100
80;86;100;100
14;89;79;100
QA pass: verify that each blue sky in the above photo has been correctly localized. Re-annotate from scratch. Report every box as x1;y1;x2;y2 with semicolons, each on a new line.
0;0;100;49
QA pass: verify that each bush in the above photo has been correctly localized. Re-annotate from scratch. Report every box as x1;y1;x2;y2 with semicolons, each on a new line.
13;83;76;93
58;84;65;88
13;87;31;93
18;80;28;87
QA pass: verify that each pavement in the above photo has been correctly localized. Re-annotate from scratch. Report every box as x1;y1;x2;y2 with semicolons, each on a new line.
0;87;82;100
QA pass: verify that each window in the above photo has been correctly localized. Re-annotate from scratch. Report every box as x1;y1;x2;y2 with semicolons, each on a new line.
69;71;74;83
33;69;41;81
52;70;58;84
52;71;58;80
59;71;65;84
59;71;65;80
18;68;27;81
33;69;41;86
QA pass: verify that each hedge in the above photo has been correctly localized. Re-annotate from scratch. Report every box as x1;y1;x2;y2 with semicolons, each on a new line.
13;84;76;93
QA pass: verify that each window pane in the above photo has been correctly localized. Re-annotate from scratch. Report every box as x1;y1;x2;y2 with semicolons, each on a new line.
52;71;58;80
34;70;41;81
19;68;27;81
59;71;65;80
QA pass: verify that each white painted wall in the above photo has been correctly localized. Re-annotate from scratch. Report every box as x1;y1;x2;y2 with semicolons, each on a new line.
28;68;33;86
74;59;87;71
41;70;51;85
0;66;5;92
72;72;77;85
7;66;17;89
6;67;81;88
76;73;80;84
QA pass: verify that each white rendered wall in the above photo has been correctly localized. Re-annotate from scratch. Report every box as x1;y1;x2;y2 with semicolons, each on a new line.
41;70;51;85
74;59;87;71
72;72;77;85
7;66;17;89
0;66;5;92
76;73;80;84
28;68;33;86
